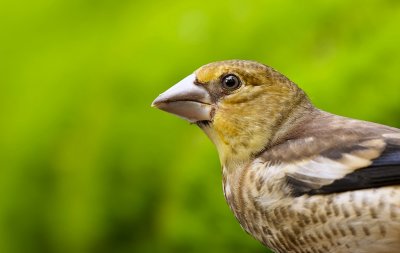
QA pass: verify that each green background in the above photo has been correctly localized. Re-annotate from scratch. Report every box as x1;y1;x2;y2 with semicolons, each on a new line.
1;0;400;252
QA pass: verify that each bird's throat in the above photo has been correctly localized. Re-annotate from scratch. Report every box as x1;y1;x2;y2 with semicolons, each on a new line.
199;96;315;169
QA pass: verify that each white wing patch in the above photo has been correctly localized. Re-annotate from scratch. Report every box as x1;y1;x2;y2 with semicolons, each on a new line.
284;138;386;192
383;133;400;139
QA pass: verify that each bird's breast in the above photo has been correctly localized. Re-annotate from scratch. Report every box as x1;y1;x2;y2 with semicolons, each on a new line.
222;161;400;253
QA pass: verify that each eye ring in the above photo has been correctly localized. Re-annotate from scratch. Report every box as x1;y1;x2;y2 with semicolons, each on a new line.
221;74;241;91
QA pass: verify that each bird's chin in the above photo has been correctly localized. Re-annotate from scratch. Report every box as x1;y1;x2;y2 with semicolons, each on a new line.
196;120;212;127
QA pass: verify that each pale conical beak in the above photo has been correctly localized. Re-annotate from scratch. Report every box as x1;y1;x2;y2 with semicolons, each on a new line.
151;74;213;123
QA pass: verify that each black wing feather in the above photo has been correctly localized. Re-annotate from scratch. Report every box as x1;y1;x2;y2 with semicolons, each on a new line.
371;143;400;166
288;143;400;196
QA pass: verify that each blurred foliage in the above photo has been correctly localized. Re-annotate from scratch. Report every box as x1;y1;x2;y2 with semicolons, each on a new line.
0;0;400;253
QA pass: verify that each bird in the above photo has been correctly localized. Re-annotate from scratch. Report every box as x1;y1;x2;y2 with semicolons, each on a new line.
151;60;400;253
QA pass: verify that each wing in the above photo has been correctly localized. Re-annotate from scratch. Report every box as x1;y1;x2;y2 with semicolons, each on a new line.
261;132;400;197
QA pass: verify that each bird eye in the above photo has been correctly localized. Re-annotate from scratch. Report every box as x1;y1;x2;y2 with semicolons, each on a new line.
221;74;241;91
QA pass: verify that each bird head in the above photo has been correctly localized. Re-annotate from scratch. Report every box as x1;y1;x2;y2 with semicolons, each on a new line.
152;60;312;167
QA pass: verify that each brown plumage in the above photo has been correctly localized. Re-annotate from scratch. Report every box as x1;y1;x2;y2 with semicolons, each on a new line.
152;60;400;253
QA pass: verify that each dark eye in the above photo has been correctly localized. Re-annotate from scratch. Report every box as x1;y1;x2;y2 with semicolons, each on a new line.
221;74;241;91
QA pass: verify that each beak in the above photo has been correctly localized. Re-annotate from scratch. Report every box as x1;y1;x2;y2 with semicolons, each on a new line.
151;73;213;123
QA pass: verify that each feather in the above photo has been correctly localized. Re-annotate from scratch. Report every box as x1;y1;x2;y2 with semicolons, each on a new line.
283;139;400;196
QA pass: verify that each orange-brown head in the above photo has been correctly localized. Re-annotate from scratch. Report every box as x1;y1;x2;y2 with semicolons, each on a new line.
152;60;313;166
